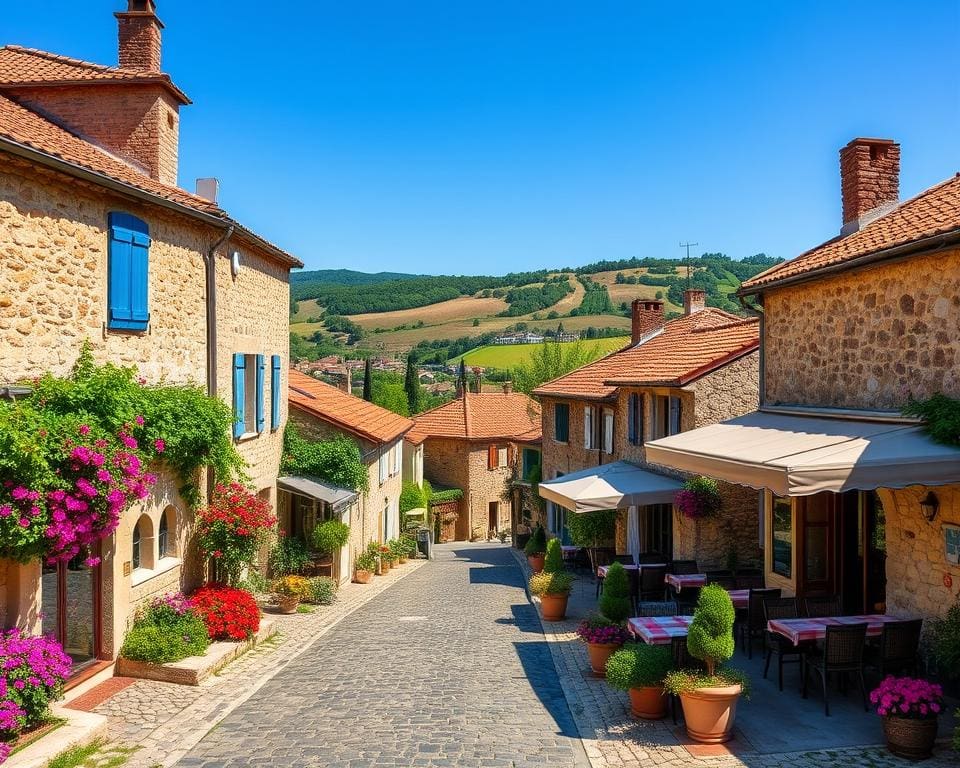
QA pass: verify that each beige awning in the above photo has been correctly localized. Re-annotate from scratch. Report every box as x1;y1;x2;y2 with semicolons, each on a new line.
538;461;683;513
645;410;960;497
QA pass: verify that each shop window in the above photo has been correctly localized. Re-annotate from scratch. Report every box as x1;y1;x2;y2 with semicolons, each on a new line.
771;496;793;578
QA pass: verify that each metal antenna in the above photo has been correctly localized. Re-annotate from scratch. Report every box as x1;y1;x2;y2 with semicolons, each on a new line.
679;241;698;287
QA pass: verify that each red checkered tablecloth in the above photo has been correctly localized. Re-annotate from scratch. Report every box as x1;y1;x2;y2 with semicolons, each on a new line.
767;614;901;645
596;563;667;578
665;573;707;592
627;616;694;645
727;589;749;609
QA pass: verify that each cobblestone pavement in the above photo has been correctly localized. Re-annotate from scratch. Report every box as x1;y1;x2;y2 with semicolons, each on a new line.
177;543;590;768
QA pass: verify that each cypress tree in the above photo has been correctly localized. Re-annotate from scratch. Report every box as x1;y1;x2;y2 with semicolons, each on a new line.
404;356;421;414
543;538;565;574
362;358;373;402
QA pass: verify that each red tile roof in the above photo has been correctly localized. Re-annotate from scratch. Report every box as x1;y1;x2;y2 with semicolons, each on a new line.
408;392;542;443
741;174;960;292
288;370;413;445
533;309;759;398
0;45;190;103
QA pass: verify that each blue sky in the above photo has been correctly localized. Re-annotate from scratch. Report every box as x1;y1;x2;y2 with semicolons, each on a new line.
6;1;959;274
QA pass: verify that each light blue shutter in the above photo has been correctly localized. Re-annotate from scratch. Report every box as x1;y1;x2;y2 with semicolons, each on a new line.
270;355;281;431
255;354;265;433
107;212;150;330
233;353;245;438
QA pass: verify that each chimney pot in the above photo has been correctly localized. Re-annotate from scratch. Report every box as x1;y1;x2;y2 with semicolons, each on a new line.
115;0;164;72
631;299;664;344
840;138;900;234
683;289;706;316
196;178;219;203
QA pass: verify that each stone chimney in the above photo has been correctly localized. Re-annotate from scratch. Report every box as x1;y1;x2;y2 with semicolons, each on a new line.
502;382;513;395
116;0;163;72
683;289;706;316
631;299;664;345
337;368;352;394
840;138;900;235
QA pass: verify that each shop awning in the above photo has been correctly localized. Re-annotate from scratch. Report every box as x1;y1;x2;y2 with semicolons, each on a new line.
644;410;960;497
538;461;683;513
277;476;358;511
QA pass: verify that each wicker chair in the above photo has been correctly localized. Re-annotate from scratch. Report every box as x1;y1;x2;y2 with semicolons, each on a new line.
762;597;803;691
707;575;738;590
637;600;678;617
737;588;781;658
670;560;699;575
639;565;668;601
803;596;842;618
803;623;869;716
864;619;922;677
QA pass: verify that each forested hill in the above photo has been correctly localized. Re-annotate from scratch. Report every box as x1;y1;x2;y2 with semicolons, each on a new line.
290;269;420;286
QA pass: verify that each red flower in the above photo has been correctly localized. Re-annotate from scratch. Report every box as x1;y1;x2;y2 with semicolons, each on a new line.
190;584;260;641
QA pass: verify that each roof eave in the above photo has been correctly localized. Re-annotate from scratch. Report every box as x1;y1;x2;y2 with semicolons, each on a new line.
1;77;191;105
289;400;410;446
530;390;617;401
603;341;759;388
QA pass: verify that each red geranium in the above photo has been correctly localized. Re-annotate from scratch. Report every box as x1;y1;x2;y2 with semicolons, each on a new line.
190;584;261;641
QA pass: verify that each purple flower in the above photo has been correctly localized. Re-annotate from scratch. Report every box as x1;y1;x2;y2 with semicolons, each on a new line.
134;415;145;426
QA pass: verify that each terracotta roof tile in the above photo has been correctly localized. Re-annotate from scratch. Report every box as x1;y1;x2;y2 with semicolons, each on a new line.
288;370;413;445
408;392;542;443
742;174;960;291
533;308;759;398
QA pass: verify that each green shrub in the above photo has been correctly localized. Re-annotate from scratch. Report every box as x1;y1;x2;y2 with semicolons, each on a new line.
524;524;547;556
663;667;750;697
399;482;427;513
567;510;616;548
605;644;673;690
311;520;351;553
599;562;632;622
543;538;565;574
529;571;574;596
269;535;310;577
120;602;209;664
686;584;736;675
307;576;338;605
355;551;378;572
930;596;960;680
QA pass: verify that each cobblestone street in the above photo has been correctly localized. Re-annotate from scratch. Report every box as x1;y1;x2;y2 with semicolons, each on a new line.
176;543;589;768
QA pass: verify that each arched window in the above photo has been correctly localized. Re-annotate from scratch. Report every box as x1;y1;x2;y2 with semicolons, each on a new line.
158;512;169;558
132;514;154;571
132;520;143;570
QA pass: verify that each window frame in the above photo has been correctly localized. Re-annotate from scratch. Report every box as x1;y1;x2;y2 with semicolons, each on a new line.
584;405;595;449
554;403;570;443
602;408;615;455
628;393;644;446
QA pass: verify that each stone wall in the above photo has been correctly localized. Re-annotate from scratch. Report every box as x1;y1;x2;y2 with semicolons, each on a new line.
671;482;763;571
421;437;472;539
687;352;760;429
763;248;960;409
466;445;514;540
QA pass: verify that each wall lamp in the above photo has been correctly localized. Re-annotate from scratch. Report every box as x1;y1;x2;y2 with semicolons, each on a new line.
920;492;939;523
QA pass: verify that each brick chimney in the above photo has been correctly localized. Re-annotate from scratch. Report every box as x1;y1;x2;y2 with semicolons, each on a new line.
631;299;664;345
840;138;900;235
337;368;352;394
502;382;513;395
683;289;706;316
116;0;163;72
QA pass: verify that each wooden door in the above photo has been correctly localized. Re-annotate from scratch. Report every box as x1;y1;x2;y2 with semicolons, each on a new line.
797;493;837;598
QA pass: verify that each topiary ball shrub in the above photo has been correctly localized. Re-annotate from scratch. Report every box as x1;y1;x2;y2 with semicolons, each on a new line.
311;520;351;554
529;571;574;596
543;538;565;574
687;583;736;675
599;562;632;623
524;524;547;556
605;643;673;690
308;576;338;605
191;584;261;641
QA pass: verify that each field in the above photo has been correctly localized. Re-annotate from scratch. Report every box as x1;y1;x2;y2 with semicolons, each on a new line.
348;296;509;330
455;336;630;368
589;268;685;309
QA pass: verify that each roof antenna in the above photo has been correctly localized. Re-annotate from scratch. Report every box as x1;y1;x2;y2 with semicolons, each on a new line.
679;241;698;288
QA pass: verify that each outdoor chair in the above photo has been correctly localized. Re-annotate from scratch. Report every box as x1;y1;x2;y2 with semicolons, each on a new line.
638;552;666;564
639;565;668;602
802;623;869;716
592;548;615;597
803;595;842;618
670;559;699;575
676;585;701;615
737;587;781;658
736;575;765;589
636;600;678;617
708;575;738;590
864;619;922;677
614;554;635;564
762;597;803;691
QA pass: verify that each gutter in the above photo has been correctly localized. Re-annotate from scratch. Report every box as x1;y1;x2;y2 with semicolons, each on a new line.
759;404;921;424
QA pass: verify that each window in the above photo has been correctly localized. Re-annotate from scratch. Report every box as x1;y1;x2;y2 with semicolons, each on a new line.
132;520;142;570
652;395;683;439
498;446;509;467
771;496;793;578
107;212;150;331
584;405;595;448
628;393;644;445
131;514;153;571
391;443;401;476
603;409;614;454
233;353;266;438
640;504;673;558
487;444;511;470
554;403;569;443
158;511;169;558
379;451;388;485
521;448;540;481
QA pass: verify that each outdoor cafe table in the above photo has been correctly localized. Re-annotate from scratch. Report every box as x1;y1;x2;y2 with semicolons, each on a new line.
767;614;902;646
665;573;706;592
628;615;693;645
596;562;667;578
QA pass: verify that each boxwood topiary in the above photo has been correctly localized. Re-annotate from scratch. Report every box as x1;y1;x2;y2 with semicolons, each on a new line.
599;562;631;623
529;570;574;596
605;643;673;690
686;583;736;675
524;523;547;556
311;520;351;554
543;538;565;574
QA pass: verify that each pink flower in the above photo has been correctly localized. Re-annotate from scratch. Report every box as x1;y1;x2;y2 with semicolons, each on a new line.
154;439;165;453
78;424;90;436
83;556;101;567
18;518;30;528
134;415;145;426
120;434;138;450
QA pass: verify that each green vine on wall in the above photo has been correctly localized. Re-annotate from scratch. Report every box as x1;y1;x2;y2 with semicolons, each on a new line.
903;394;960;446
281;426;369;493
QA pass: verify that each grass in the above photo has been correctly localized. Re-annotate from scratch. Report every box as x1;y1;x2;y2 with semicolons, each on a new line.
296;604;316;614
454;336;629;368
45;739;138;768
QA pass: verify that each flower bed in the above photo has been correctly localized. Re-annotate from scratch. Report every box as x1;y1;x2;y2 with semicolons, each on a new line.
190;584;261;641
120;593;209;664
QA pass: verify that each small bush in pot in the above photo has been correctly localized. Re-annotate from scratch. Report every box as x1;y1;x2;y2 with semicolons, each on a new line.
599;562;631;623
311;520;351;556
273;575;310;614
543;536;565;574
576;614;631;676
524;524;547;571
307;576;338;606
606;643;673;719
529;570;574;622
870;675;944;760
354;551;377;583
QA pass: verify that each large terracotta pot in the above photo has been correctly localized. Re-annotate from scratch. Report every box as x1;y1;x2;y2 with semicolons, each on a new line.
276;595;300;614
380;559;391;574
540;592;569;622
354;569;373;584
629;686;667;720
528;554;545;572
882;715;938;760
586;642;622;677
678;684;742;743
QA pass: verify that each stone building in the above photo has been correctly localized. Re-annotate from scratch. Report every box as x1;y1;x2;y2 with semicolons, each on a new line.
647;138;960;628
0;1;301;682
535;292;761;569
285;371;413;584
408;386;542;541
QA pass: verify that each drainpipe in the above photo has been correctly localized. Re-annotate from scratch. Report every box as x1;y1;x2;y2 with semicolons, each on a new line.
738;294;765;407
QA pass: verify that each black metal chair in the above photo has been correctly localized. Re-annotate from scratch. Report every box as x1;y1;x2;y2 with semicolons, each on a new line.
637;600;678;617
803;595;842;618
639;565;668;602
670;560;699;575
707;575;738;590
737;587;781;658
864;619;922;677
762;597;803;691
803;623;869;716
736;575;765;589
638;552;667;564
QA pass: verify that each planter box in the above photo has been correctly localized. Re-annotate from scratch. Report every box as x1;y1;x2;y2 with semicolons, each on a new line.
116;618;276;686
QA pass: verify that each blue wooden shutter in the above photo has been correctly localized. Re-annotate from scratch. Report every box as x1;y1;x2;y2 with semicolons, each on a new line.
232;353;246;438
255;354;265;433
107;212;150;330
270;355;281;431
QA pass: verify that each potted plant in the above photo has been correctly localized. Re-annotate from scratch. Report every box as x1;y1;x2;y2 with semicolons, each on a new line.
599;562;632;622
606;643;674;719
380;545;396;572
273;575;309;614
311;520;351;570
524;523;547;572
674;476;723;520
529;540;573;621
870;675;944;760
576;614;631;676
388;538;408;565
354;552;377;584
663;584;747;744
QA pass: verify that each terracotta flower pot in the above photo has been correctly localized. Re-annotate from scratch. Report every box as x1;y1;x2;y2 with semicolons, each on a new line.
354;569;373;584
586;641;622;677
398;556;408;565
540;592;569;622
528;554;545;572
380;560;391;574
882;715;939;760
276;595;300;614
629;686;667;720
678;684;742;743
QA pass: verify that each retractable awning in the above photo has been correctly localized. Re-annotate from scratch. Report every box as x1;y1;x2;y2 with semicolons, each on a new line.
277;476;358;511
644;410;960;497
538;460;683;513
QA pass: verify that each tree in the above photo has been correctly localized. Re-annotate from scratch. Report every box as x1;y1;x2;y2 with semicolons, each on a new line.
404;356;421;414
599;562;631;622
472;318;480;327
371;372;410;416
457;360;467;394
362;358;373;401
512;340;601;394
557;322;565;335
